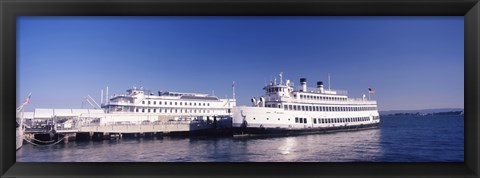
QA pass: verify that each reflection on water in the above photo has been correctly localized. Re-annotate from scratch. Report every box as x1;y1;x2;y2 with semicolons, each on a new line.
16;115;463;162
17;129;382;162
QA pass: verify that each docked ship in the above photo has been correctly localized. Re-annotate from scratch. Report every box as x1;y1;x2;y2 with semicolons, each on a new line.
95;87;236;133
232;73;380;136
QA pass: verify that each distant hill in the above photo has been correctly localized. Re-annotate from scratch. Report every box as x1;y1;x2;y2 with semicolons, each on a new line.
379;108;464;116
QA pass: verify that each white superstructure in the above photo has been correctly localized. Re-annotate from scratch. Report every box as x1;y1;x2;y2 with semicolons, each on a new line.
100;87;236;125
232;73;380;135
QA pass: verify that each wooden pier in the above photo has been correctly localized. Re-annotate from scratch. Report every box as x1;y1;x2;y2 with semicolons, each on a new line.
24;116;233;143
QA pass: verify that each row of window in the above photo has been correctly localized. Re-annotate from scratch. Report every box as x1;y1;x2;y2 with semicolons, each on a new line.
294;117;371;124
297;94;347;101
135;108;217;114
267;87;289;93
142;100;211;107
272;104;377;112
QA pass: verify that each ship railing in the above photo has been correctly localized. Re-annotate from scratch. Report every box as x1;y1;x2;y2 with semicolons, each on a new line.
79;119;206;127
282;97;376;104
297;87;348;95
344;99;377;105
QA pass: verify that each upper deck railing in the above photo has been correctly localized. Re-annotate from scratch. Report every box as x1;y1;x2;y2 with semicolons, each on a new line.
297;87;348;95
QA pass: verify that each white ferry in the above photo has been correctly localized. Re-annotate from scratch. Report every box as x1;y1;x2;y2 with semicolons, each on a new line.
98;87;236;132
232;73;380;135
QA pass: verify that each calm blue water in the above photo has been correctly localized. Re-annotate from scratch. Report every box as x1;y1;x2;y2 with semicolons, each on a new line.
16;115;464;162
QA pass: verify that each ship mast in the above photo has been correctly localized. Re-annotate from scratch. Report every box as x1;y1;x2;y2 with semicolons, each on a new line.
328;73;331;90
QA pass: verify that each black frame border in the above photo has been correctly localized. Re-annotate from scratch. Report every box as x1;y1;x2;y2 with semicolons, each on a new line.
1;0;479;177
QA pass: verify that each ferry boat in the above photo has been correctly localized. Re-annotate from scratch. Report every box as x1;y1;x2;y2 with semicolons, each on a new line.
232;73;380;136
98;87;236;132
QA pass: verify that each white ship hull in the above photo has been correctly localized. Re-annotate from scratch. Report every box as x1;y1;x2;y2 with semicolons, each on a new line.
232;106;380;135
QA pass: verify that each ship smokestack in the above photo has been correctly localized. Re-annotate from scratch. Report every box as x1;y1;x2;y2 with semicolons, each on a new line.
317;81;324;93
300;78;307;92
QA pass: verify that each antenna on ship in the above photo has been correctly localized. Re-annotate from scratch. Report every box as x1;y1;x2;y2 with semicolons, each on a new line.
106;86;109;104
232;81;236;101
101;89;104;104
279;72;283;85
328;73;331;90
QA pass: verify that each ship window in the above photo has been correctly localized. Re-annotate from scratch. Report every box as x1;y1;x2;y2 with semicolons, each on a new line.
148;101;151;104
194;103;197;106
207;103;210;106
267;118;269;120
284;105;288;110
295;117;298;123
314;119;317;124
278;118;280;121
148;109;151;113
142;101;145;104
142;109;145;113
136;109;139;112
304;118;307;123
180;102;182;105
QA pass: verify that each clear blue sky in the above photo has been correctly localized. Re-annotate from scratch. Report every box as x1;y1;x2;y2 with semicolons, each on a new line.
17;16;464;111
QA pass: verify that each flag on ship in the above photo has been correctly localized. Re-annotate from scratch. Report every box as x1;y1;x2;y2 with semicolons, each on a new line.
16;93;31;112
368;88;376;94
24;94;31;104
